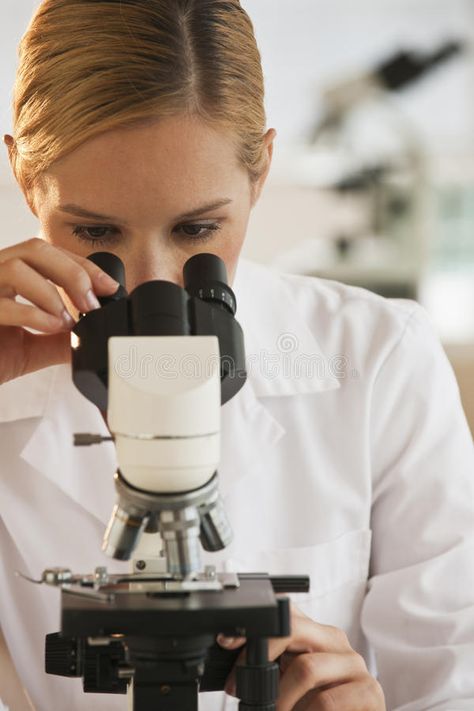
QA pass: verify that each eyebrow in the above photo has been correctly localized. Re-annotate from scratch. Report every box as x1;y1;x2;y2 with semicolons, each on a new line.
58;198;233;225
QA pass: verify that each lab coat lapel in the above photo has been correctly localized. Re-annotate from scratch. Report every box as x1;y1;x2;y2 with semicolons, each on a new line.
216;258;341;495
232;258;341;398
18;364;118;527
217;377;286;498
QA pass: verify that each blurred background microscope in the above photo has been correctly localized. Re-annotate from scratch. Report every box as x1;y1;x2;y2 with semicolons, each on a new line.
240;0;474;435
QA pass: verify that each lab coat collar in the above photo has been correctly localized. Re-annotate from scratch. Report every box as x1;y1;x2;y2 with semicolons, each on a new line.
232;258;341;397
18;364;119;526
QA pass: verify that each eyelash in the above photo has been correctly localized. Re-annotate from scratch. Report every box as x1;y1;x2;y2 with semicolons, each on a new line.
71;222;222;246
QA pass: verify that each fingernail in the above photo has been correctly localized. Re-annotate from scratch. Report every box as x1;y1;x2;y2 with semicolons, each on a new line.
98;271;120;288
62;309;76;327
48;313;64;328
84;289;101;311
217;635;236;648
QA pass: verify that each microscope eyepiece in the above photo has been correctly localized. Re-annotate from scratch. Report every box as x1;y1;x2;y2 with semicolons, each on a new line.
87;252;126;287
87;252;128;303
184;253;236;315
184;253;228;286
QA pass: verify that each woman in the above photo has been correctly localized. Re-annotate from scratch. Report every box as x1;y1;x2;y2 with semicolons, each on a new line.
0;1;473;710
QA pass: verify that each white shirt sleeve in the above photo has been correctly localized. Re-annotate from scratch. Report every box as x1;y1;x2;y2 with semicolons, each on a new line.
361;303;474;710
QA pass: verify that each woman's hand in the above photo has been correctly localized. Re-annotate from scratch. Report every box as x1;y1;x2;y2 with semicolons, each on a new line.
0;237;119;385
217;602;386;711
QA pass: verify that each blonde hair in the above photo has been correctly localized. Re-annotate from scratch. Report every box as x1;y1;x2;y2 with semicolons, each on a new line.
7;0;267;202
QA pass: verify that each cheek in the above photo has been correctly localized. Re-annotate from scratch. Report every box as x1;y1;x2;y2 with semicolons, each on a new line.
219;239;244;286
40;225;89;260
176;209;249;285
218;208;251;282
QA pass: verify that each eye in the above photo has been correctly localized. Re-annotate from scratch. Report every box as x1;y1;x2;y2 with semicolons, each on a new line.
71;224;120;246
71;221;222;246
173;223;222;241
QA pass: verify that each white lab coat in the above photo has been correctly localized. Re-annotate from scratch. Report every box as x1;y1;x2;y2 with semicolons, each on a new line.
0;257;473;711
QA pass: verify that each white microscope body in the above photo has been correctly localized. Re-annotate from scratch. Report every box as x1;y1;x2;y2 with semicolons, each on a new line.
103;334;232;577
109;336;220;493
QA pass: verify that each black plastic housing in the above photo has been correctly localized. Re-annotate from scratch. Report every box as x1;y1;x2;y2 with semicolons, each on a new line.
71;253;246;411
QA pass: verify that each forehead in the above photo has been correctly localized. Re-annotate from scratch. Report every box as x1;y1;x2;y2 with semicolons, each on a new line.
37;116;246;217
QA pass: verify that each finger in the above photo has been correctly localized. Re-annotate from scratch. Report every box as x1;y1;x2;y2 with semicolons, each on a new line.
0;238;121;294
223;615;351;697
52;243;122;293
0;238;119;313
216;635;247;650
0;259;75;324
279;651;299;675
277;652;368;711
216;634;247;696
294;677;386;711
267;616;350;665
0;298;73;333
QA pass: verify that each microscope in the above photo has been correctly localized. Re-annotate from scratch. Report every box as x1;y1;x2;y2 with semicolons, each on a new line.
27;252;309;710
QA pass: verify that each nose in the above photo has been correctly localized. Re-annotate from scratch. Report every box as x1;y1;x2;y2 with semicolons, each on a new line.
124;262;184;294
126;273;184;294
116;241;186;294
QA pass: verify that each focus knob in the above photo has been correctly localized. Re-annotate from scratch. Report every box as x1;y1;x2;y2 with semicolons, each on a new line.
83;639;128;694
45;633;83;677
236;662;279;709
